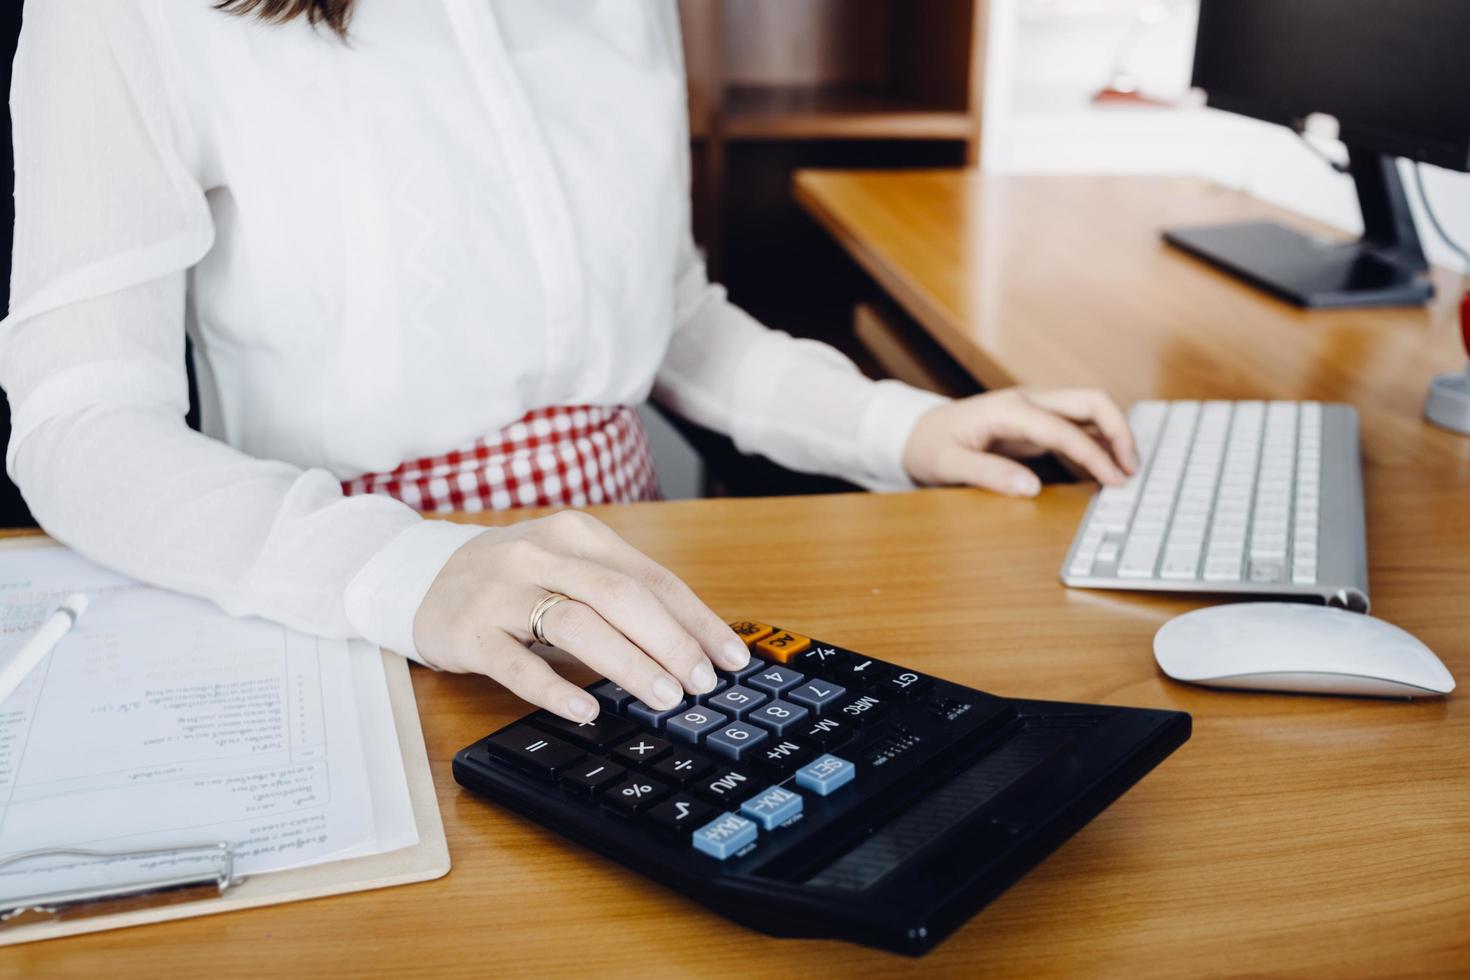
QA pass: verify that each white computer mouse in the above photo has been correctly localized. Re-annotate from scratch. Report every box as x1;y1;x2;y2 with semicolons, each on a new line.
1154;602;1456;698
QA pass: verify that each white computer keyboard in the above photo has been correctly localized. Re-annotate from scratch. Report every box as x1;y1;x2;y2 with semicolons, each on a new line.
1060;400;1369;610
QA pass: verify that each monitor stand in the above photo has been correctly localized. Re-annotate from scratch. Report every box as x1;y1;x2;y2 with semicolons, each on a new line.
1164;151;1435;309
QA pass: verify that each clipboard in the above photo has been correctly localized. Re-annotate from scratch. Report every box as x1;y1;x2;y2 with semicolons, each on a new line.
0;633;449;946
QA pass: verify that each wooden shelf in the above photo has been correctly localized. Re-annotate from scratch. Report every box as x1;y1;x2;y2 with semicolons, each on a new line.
723;86;978;141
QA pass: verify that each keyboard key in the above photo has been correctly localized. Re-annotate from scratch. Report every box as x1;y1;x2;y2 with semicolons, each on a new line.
882;670;933;702
787;678;847;713
836;657;892;687
754;630;812;664
746;698;810;735
611;734;673;768
646;794;717;838
750;736;817;774
708;684;768;718
794;644;850;677
627;698;689;729
652;749;715;785
486;726;584;778
604;775;671;816
747;664;804;696
796;754;857;796
740;786;804;830
527;710;638;751
561;757;627;798
728;620;776;647
834;692;891;726
692;812;758;861
693;765;760;805
664;706;730;744
590;681;634;712
1248;560;1283;584
800;715;851;746
705;721;770;761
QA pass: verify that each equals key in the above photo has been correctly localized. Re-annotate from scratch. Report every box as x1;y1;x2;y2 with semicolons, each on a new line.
485;724;584;778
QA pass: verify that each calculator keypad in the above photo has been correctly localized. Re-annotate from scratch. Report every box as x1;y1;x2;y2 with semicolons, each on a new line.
470;623;956;864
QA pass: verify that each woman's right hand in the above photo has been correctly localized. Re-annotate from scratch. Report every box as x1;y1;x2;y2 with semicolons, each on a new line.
413;511;751;722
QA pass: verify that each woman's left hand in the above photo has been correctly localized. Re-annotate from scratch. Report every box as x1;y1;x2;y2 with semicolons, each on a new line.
902;387;1139;497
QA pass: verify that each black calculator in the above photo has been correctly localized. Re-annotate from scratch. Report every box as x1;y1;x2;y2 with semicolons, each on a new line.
454;622;1190;956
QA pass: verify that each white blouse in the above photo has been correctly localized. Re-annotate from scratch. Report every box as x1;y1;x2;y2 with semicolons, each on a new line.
1;0;946;663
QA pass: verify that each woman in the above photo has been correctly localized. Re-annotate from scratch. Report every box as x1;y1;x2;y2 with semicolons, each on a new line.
2;0;1135;724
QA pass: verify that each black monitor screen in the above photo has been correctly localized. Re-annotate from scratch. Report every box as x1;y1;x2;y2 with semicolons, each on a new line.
1192;0;1470;171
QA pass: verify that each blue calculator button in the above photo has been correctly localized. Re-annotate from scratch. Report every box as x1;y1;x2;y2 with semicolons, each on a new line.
740;785;803;830
692;811;758;860
665;706;729;744
709;684;768;718
627;697;688;728
705;721;770;760
796;753;856;796
747;698;810;735
721;658;766;682
748;665;804;696
788;679;847;713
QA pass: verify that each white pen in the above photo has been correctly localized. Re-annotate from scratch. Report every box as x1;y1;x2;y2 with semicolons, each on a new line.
0;592;89;704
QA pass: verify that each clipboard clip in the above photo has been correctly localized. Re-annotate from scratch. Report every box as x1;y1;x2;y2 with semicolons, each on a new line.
0;843;243;928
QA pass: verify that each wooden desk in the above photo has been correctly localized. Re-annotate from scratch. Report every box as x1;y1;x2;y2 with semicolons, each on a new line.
16;174;1470;976
12;484;1469;977
795;171;1470;473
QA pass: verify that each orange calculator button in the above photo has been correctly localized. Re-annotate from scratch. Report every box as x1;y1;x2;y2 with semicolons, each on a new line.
755;630;812;664
729;621;776;647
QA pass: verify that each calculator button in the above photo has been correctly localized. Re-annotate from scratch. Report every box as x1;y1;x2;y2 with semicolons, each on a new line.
749;736;817;774
723;657;766;682
728;620;776;647
801;715;851;747
754;630;812;665
527;710;639;751
611;735;673;768
787;679;847;713
693;676;730;701
836;657;892;687
603;775;671;815
834;692;891;726
590;680;634;712
692;811;758;861
740;786;804;831
693;765;760;805
561;757;627;798
882;670;935;702
664;706;729;744
794;644;850;677
626;698;689;729
746;698;810;735
747;665;804;696
705;721;770;760
708;684;768;718
795;754;857;796
486;726;584;778
647;794;717;838
652;749;715;785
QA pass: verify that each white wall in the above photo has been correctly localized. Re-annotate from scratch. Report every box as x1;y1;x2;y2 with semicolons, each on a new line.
982;0;1470;272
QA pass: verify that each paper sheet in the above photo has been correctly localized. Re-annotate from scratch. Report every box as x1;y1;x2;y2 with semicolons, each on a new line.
0;546;417;903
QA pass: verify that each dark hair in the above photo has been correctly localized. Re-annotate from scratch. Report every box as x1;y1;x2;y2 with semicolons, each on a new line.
215;0;355;38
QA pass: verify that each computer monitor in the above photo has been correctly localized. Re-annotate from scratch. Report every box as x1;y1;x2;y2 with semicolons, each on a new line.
1164;0;1470;309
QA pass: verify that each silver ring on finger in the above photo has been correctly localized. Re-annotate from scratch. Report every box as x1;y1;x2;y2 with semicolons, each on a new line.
528;591;573;646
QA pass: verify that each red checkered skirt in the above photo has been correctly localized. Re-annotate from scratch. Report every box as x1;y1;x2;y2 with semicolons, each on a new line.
340;406;661;514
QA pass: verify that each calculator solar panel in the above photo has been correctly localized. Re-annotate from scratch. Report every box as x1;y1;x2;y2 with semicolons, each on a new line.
454;623;1191;956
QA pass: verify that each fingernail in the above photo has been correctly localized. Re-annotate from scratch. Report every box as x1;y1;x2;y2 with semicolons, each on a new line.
722;638;751;669
568;695;598;722
653;675;682;708
692;662;717;693
1011;474;1041;497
